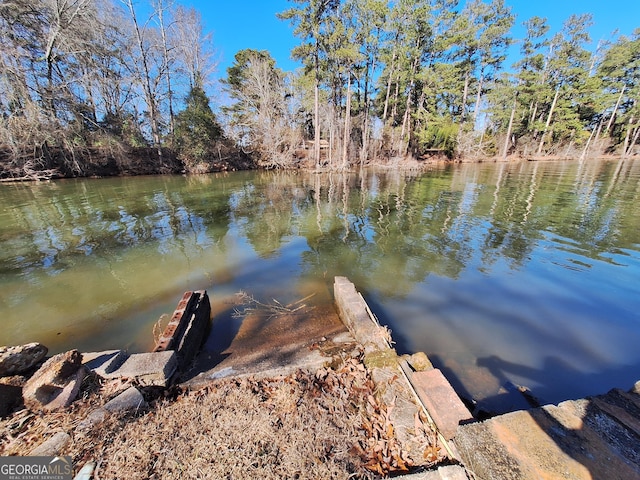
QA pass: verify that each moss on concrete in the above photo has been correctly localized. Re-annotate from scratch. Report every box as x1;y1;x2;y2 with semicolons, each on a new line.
364;348;399;370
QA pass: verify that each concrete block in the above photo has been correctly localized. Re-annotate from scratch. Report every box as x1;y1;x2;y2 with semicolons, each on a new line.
333;277;388;351
154;291;194;352
104;386;146;413
393;469;443;479
549;397;640;468
22;350;85;411
454;416;526;480
175;292;210;367
77;388;145;431
29;431;70;456
82;350;127;377
111;351;177;387
42;367;85;411
154;291;211;370
410;369;473;440
394;465;469;479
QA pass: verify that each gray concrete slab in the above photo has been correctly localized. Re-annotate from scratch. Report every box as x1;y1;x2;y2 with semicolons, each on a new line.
455;389;640;480
112;351;177;387
184;303;353;387
82;350;126;377
182;281;358;387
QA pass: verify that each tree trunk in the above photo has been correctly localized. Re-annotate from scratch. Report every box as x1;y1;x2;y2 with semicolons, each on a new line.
342;73;351;170
382;45;397;122
473;73;484;124
622;115;634;158
314;42;321;168
593;115;605;146
126;0;162;162
528;101;538;129
502;94;518;159
461;70;470;120
625;122;640;157
400;55;420;155
390;77;401;153
604;85;625;135
579;124;596;162
157;0;175;137
361;57;377;166
390;74;400;124
537;85;560;155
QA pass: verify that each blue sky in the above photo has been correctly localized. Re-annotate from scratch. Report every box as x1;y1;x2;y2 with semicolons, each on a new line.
185;0;639;79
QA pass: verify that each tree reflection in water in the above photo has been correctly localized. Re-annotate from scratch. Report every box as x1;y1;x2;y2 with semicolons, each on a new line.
1;159;639;412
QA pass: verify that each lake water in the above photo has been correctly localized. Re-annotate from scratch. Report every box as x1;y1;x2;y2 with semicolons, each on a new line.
1;159;639;413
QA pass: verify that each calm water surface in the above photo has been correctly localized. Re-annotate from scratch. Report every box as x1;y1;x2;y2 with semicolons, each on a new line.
1;159;639;412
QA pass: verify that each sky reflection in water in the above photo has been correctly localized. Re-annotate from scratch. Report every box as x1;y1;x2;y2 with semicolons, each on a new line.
0;159;639;413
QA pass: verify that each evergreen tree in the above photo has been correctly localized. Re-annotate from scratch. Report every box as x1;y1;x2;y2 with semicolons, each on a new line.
598;29;640;156
278;0;340;167
174;81;223;172
536;14;593;154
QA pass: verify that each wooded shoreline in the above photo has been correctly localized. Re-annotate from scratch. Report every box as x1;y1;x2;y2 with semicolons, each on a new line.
1;142;634;183
1;1;638;181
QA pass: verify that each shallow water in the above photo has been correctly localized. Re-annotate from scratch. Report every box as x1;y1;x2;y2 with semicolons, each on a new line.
1;159;639;412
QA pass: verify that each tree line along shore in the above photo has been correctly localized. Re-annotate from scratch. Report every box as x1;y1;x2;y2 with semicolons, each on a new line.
1;0;638;181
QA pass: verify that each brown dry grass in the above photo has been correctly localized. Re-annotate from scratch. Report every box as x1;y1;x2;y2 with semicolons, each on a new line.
1;354;445;479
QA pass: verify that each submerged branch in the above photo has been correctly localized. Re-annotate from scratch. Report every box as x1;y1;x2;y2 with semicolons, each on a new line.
232;291;316;320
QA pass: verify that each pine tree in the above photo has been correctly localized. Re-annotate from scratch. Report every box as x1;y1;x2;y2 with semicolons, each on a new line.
278;0;340;167
174;81;223;172
598;29;640;156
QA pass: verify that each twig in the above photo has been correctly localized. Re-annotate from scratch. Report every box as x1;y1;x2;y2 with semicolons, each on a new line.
232;291;315;320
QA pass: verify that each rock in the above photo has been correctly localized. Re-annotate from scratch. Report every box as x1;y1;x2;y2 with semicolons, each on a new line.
22;350;85;411
76;408;108;432
0;376;26;417
77;387;146;432
404;351;433;371
104;386;146;413
29;431;70;456
0;343;48;377
74;461;96;480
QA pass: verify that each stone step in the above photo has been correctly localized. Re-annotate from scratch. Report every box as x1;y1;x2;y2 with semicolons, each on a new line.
593;388;640;436
409;368;473;441
553;394;640;468
83;350;177;387
455;391;640;480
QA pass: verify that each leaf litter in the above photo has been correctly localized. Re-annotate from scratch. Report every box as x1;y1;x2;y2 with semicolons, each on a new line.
0;350;447;479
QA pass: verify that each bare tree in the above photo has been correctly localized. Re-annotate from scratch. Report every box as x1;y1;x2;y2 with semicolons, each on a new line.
121;0;165;159
172;6;217;89
224;50;300;168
